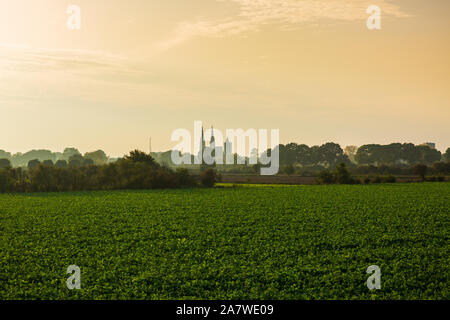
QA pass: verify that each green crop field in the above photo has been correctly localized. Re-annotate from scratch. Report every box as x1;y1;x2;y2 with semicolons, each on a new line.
0;183;449;300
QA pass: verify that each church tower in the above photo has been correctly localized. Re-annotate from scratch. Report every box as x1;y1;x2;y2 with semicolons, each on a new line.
201;126;205;153
210;126;215;149
198;126;205;160
210;126;216;163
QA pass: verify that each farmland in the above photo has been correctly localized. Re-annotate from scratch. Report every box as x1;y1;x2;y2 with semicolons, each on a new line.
0;183;449;299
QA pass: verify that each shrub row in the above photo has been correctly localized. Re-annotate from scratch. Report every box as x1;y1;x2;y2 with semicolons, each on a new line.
316;163;446;185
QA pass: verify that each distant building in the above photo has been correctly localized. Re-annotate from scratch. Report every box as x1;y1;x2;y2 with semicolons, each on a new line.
224;137;233;156
197;126;234;165
198;126;217;166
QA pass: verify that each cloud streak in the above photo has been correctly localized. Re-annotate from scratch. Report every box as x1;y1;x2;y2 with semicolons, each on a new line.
0;44;156;104
157;0;411;51
0;44;131;74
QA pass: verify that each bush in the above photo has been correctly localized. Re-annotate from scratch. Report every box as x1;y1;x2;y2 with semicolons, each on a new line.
412;164;428;181
372;175;382;184
317;163;355;185
175;168;196;187
200;169;217;188
282;164;295;176
334;163;352;184
316;169;334;184
431;162;450;175
383;175;396;183
252;163;261;174
427;175;445;182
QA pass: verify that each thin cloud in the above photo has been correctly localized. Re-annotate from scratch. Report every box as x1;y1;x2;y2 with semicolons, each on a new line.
0;45;128;73
0;45;155;104
157;0;411;51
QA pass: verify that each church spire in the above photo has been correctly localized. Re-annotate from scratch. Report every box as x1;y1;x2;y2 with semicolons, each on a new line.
210;126;215;146
201;126;205;151
210;125;216;166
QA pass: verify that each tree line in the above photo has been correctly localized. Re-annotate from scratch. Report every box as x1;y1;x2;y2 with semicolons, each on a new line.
0;150;217;193
0;148;111;168
1;142;449;178
273;142;450;177
277;142;448;167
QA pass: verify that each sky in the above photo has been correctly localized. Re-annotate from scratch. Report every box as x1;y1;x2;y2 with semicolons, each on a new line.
1;0;449;157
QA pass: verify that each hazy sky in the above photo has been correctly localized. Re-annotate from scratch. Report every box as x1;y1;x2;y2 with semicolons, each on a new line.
1;0;449;156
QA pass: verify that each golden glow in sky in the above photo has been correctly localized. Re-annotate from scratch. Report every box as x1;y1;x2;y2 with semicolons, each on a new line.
1;0;449;156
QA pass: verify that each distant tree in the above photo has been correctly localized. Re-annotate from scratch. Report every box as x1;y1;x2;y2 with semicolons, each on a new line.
69;159;81;167
84;150;108;165
355;144;379;165
355;143;440;166
29;164;57;192
69;154;83;162
10;153;23;167
0;158;11;169
27;159;41;170
282;164;295;175
0;167;14;192
279;143;298;166
53;152;63;161
42;160;54;166
400;143;420;164
10;150;55;167
55;160;68;168
83;158;94;166
305;145;318;165
417;146;441;165
0;150;11;160
69;154;83;167
62;148;81;161
444;148;450;162
412;164;428;181
295;144;312;165
383;143;403;164
249;148;259;165
318;143;346;167
125;150;157;167
355;144;398;165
